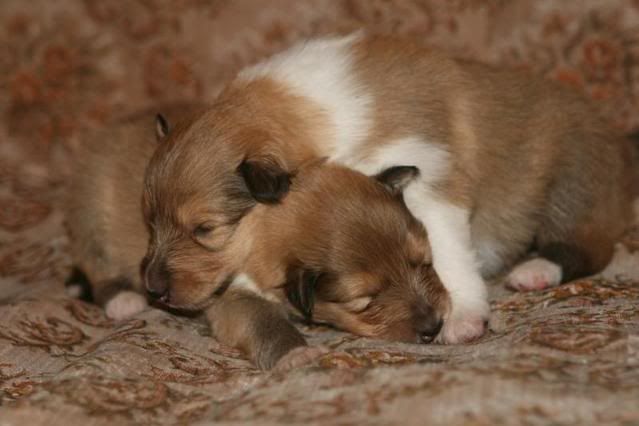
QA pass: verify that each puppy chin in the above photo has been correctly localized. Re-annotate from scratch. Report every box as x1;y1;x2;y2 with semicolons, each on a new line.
161;273;236;311
160;297;213;312
339;312;424;343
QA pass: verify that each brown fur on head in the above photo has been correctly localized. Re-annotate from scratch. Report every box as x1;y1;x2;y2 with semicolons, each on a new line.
65;102;210;310
141;81;323;309
143;110;449;342
253;163;449;344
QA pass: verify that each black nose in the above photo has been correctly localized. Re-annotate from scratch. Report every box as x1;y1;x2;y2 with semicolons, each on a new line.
414;305;443;344
143;258;171;301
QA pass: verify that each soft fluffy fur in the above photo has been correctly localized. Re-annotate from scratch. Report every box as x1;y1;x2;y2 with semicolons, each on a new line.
143;33;636;344
67;105;448;368
65;103;210;319
143;146;449;343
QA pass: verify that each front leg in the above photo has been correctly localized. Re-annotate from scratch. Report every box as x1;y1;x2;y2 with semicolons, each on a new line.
340;137;488;343
403;186;489;344
204;289;307;370
65;267;149;321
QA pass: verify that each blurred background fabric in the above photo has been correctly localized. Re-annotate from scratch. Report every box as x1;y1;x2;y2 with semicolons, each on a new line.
1;1;639;425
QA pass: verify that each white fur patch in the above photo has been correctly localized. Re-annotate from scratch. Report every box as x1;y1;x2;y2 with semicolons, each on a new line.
231;273;280;303
340;136;450;186
65;283;83;299
105;291;148;320
336;136;488;343
506;258;563;292
239;33;373;159
411;198;489;344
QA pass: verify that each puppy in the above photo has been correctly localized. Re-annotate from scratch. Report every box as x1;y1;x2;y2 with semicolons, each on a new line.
67;106;447;369
143;139;448;344
65;103;209;320
252;163;449;343
202;161;448;368
66;104;311;369
143;33;637;344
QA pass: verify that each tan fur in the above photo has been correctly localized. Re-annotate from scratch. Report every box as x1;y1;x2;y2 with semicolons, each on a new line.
66;102;209;304
245;163;449;342
204;289;306;370
145;35;634;286
348;36;634;275
143;153;449;343
66;104;310;369
68;101;448;368
140;34;635;347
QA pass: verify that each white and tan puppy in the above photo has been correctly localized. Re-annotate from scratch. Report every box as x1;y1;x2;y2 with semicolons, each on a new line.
67;104;449;368
143;33;636;344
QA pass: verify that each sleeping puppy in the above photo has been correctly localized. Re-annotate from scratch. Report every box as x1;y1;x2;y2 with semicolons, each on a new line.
143;138;448;344
66;103;208;319
66;104;310;369
67;107;447;369
242;162;448;343
66;105;311;369
199;161;448;369
143;33;637;344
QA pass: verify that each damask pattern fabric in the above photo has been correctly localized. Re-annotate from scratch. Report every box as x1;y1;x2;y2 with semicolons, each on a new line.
1;1;639;424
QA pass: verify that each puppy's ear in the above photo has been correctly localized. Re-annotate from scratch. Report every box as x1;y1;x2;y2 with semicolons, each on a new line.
238;159;291;203
155;114;170;141
375;166;419;195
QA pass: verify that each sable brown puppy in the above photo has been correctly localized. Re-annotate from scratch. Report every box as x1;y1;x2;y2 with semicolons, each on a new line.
66;104;312;369
67;106;447;368
143;139;448;343
142;33;636;344
248;162;449;343
66;103;213;319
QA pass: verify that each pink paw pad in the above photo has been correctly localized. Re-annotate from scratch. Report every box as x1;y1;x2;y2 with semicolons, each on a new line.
506;258;562;292
437;313;487;344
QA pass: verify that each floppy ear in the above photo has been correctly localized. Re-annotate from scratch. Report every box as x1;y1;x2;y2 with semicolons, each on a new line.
155;114;170;141
238;159;291;203
375;166;419;195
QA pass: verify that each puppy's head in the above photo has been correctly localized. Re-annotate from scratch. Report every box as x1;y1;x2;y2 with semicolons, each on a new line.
284;166;449;344
141;113;291;310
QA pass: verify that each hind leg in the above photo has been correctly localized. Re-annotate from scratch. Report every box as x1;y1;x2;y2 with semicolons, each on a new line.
506;222;618;292
507;129;633;292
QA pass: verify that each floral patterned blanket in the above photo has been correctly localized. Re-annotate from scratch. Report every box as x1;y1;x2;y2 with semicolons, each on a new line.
1;1;639;424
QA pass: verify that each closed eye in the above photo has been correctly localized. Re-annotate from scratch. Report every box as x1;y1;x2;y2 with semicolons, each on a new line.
193;223;214;238
342;296;372;313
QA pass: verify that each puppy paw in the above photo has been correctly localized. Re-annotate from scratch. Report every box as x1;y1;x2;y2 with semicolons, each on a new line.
437;302;489;344
105;291;148;320
272;345;330;373
506;258;562;292
65;283;84;299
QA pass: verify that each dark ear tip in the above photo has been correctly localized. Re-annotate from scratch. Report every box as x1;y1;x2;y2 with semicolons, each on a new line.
400;165;419;176
376;165;420;194
239;159;291;204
